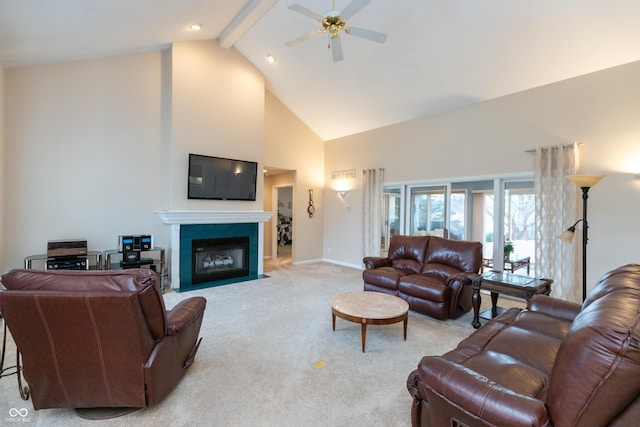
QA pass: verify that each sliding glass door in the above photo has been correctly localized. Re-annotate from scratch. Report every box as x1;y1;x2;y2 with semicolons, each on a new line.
382;188;402;253
409;185;448;237
381;177;535;275
503;180;536;274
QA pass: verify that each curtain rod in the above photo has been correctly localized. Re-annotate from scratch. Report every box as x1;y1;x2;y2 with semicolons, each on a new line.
525;142;583;153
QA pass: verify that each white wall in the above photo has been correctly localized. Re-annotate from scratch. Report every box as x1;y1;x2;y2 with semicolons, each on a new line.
4;52;168;270
324;60;640;293
264;90;324;262
1;41;269;273
169;41;265;210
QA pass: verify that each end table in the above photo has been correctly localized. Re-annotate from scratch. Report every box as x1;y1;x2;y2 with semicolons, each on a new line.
471;270;552;329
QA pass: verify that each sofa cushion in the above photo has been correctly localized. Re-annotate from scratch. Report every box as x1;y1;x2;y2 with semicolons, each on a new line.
484;326;563;376
398;274;449;302
387;235;430;273
417;356;550;427
422;236;482;274
511;309;574;340
461;351;549;398
444;307;522;364
362;267;412;291
547;264;640;426
420;263;463;280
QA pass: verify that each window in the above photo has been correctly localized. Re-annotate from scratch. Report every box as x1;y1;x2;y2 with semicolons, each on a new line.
449;190;466;240
409;185;447;237
382;176;536;275
503;181;535;272
381;188;401;251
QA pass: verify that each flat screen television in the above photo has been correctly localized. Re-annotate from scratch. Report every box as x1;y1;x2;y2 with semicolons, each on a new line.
188;154;258;201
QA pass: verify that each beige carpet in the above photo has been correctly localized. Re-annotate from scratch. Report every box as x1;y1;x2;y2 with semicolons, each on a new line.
0;261;522;426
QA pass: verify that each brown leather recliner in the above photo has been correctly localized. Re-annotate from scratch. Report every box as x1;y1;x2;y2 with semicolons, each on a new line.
407;263;640;427
0;268;206;411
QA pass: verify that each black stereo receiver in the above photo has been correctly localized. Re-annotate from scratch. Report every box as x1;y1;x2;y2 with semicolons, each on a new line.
47;256;89;270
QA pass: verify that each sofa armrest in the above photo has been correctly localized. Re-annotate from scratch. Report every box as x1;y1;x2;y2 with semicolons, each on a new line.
527;294;581;322
363;256;392;270
166;297;207;336
447;272;474;286
417;357;550;427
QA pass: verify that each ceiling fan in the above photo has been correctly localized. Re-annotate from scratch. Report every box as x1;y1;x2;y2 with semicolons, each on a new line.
285;0;387;62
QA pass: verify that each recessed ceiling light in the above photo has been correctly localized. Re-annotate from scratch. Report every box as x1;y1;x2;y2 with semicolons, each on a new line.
266;54;276;64
188;23;202;31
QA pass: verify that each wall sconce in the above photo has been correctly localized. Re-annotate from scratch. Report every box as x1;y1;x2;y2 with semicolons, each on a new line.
332;169;356;197
558;174;606;301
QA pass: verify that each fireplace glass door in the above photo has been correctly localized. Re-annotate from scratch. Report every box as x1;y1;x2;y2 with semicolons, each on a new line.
192;237;250;284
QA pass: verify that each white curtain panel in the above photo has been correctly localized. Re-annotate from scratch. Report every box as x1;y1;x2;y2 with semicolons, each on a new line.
362;168;384;258
534;143;580;302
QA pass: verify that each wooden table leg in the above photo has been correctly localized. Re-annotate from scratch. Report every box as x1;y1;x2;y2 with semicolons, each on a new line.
361;322;367;353
472;277;481;329
332;311;336;331
491;292;499;318
403;317;408;340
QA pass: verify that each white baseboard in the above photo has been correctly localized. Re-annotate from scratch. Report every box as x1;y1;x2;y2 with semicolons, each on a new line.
320;258;363;270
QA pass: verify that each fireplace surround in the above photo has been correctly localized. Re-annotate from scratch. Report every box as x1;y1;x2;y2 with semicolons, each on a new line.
155;210;273;291
180;223;257;290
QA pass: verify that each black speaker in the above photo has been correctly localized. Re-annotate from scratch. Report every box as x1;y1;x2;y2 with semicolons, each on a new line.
122;251;140;263
118;235;153;252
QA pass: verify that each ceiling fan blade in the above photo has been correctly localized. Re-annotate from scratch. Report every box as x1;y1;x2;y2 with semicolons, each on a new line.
340;0;371;20
330;36;344;62
347;26;387;43
285;30;321;47
288;4;323;21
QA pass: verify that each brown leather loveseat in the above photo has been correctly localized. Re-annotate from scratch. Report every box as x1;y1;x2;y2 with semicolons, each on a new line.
0;268;206;412
363;235;482;320
407;263;640;427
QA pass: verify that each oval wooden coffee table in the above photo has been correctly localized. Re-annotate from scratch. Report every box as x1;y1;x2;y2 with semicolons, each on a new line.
331;291;409;352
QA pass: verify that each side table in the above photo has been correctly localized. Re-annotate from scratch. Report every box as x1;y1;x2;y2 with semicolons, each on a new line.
471;270;552;329
24;251;103;270
103;247;167;291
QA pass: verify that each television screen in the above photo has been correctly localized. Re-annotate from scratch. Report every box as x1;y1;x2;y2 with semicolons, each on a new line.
188;154;258;201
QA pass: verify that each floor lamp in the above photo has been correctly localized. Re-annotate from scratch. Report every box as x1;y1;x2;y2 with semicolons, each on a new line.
558;174;606;301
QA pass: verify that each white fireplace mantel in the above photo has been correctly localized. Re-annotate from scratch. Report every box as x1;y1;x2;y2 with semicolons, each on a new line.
155;210;274;289
155;210;273;225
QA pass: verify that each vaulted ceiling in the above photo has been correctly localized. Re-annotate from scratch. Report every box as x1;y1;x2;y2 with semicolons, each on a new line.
2;0;640;140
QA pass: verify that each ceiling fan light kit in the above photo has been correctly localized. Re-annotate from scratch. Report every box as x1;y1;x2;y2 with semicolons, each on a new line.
286;0;387;62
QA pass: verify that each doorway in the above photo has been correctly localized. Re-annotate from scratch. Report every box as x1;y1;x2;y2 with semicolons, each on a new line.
275;185;293;259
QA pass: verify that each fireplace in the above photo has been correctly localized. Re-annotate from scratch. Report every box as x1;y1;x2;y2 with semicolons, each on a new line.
178;222;261;291
192;236;249;284
155;210;273;291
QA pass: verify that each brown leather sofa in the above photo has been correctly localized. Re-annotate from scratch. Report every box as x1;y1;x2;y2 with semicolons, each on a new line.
0;268;206;411
363;235;482;320
407;263;640;427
